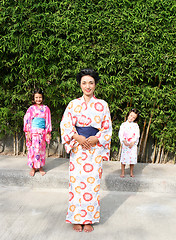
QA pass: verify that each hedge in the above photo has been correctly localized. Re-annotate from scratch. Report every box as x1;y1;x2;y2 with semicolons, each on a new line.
0;0;175;161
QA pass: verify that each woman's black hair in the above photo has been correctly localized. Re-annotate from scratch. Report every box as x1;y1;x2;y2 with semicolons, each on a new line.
32;88;44;104
126;108;140;122
76;68;100;85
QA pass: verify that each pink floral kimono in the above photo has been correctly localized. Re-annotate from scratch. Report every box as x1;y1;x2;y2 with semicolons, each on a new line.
23;104;52;169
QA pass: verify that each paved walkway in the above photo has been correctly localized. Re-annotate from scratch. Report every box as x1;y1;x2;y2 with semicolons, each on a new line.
0;155;176;240
0;155;176;193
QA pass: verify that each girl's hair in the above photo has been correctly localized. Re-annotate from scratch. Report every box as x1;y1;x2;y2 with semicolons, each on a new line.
76;68;100;85
32;88;44;104
126;108;140;122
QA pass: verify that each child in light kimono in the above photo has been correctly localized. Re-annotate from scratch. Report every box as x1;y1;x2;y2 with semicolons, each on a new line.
118;109;140;178
24;88;52;176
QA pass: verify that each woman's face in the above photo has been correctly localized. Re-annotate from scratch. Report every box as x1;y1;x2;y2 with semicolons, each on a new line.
127;112;137;123
80;75;96;98
34;93;43;106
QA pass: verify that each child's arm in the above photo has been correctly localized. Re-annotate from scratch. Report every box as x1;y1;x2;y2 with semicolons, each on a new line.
119;123;129;146
129;124;140;148
123;140;130;146
128;141;135;148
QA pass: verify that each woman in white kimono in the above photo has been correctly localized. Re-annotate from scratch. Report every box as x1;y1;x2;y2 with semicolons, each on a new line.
60;69;112;232
118;109;140;178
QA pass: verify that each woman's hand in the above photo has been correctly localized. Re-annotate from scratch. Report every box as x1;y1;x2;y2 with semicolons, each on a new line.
73;134;91;150
86;136;99;147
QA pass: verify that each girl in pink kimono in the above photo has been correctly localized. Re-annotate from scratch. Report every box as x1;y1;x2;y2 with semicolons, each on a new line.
24;88;52;177
118;109;140;178
60;69;112;233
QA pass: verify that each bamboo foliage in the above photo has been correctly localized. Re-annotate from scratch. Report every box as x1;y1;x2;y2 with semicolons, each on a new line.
0;0;175;161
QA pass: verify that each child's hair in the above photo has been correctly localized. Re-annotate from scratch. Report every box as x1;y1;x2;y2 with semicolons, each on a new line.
32;88;44;104
126;108;140;122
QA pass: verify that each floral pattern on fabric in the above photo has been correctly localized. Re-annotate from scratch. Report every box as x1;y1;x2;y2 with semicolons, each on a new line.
118;121;140;164
60;96;112;224
23;105;52;169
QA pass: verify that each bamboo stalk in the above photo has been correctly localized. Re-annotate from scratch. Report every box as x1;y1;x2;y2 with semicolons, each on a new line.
141;80;161;163
58;136;61;158
138;119;147;161
117;145;122;161
164;150;169;164
146;144;149;163
13;133;16;155
141;113;153;162
160;146;165;164
16;133;19;156
23;135;26;155
152;140;157;163
156;145;162;164
46;143;49;157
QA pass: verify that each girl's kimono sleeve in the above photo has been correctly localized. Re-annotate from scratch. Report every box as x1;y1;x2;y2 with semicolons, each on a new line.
95;102;112;160
133;124;140;145
60;102;77;153
23;107;32;147
45;106;52;144
23;107;32;133
118;123;125;144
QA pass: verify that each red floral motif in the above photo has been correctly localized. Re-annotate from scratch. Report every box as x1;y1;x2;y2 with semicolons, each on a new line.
81;210;87;217
69;192;74;201
102;120;109;130
96;132;101;138
72;116;78;125
105;143;110;149
78;115;86;125
83;220;92;225
85;117;92;126
83;163;94;173
66;220;72;223
94;102;104;112
80;182;87;189
81;102;87;111
82;152;88;160
97;142;103;147
83;192;93;201
102;156;108;161
64;135;70;142
70;162;75;171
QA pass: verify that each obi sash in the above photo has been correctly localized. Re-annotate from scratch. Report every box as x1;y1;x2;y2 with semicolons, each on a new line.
76;126;99;138
32;117;46;129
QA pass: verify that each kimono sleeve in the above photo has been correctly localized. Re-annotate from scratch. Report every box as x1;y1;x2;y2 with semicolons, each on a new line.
45;106;52;134
60;101;77;153
118;123;125;144
96;102;112;149
133;123;140;145
23;107;32;133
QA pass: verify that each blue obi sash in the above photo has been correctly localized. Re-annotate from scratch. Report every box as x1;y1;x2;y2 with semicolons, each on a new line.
76;126;99;138
32;117;46;129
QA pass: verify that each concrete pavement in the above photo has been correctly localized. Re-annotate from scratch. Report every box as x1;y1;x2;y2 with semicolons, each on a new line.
0;155;176;240
0;155;176;193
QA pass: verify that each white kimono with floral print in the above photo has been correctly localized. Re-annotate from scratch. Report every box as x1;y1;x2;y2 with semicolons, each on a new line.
119;121;140;165
60;96;112;224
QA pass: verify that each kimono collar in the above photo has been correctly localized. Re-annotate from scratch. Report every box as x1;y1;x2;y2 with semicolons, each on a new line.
81;95;96;105
126;120;134;124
